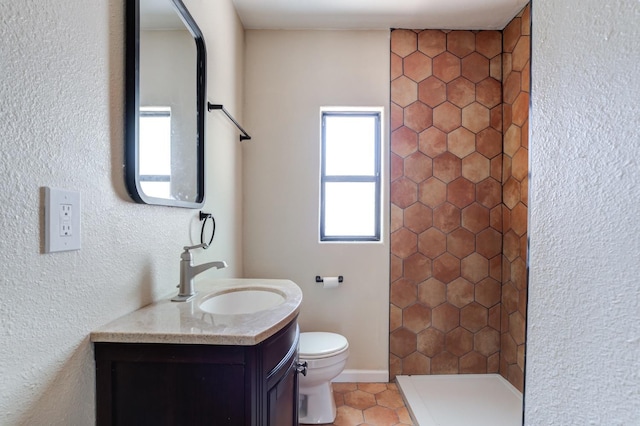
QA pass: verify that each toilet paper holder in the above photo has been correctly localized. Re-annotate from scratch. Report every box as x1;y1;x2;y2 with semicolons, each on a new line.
315;276;343;283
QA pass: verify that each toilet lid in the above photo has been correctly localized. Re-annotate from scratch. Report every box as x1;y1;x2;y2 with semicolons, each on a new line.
299;332;349;359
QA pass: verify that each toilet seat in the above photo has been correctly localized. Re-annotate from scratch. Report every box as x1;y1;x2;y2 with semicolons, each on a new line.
299;332;349;359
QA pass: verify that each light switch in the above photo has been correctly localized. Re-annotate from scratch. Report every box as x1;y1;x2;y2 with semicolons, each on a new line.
45;187;81;253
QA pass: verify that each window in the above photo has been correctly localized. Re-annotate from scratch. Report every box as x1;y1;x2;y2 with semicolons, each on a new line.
139;107;172;199
320;109;382;241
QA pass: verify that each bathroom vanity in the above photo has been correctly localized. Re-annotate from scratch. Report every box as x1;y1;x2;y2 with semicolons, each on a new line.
91;279;303;426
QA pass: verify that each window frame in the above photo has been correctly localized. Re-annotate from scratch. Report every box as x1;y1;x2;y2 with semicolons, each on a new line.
320;109;382;242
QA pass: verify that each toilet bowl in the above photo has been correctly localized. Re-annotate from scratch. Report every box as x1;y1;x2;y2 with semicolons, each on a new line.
298;332;349;424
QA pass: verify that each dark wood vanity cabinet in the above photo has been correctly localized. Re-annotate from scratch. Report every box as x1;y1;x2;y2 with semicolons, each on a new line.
94;318;299;426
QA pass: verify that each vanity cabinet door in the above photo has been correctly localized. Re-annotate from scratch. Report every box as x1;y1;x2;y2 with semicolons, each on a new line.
266;354;299;426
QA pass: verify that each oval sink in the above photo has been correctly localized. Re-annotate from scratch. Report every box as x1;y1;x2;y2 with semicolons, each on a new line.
199;288;286;315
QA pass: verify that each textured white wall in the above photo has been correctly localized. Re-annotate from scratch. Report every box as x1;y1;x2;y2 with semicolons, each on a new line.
0;0;243;423
243;30;390;374
526;0;640;424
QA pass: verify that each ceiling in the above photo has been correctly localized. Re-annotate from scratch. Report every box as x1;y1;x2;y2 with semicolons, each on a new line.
231;0;530;31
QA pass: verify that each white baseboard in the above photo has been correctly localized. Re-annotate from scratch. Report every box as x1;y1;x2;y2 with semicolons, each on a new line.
333;369;389;383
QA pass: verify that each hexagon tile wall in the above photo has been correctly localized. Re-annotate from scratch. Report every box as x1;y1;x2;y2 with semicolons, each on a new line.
389;5;530;392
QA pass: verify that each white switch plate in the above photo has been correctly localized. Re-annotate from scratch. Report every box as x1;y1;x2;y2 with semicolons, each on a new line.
45;187;81;253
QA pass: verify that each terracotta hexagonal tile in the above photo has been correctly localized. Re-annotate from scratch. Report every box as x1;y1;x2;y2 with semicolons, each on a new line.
445;326;473;356
431;351;459;374
521;120;529;149
433;202;461;233
404;202;433;234
391;126;418;157
389;354;402;379
521;60;531;92
447;277;474;308
433;253;461;283
404;101;433;133
475;278;501;308
390;255;402;282
418;277;446;307
418;228;447;260
343;389;377;410
511;257;527;291
391;227;417;258
432;303;460;333
447;227;475;259
418;29;447;57
358;383;388;394
462;102;490;133
390;152;403;182
447;177;475;209
333;405;365;426
509;311;526;345
521;174;529;206
503;17;522;53
404;151;433;183
503;177;521;209
390;102;403;131
490;105;503;130
477;177;501;209
403;303;431;333
419;127;447;157
390;278;417;308
502;282;518;314
503;124;521;157
433;101;461;133
476;128;502;159
460;351;488;374
391;76;418;107
391;52;403;81
447;127;475;159
418;177;447;208
490;55;502;81
511;202;528;236
503;52;513;81
433;152;462;183
390;327;417;358
462;152;490;183
488;304;501;330
503;230;519;262
390;303;402;331
404;253;433;283
474;326;500;356
461;202;490;233
404;51;432;82
461;52;489;83
461;302;488;332
461;252;489;282
490;205;502;231
487;352;500;373
522;5;531;35
476;228;502;259
476;77;501;108
402;351;431;375
447;77;475;108
390;204;403;233
511;146;528;181
433;52;461;82
501;333;517;364
490;155;503;181
363;405;399;425
503;156;512;184
418;76;447;108
391;29;418;57
503;71;521;105
417;327;445;356
447;31;475;58
512;36;530;72
390;177;417;208
376;388;406;409
476;31;501;59
512;92;530;127
489;255;502;282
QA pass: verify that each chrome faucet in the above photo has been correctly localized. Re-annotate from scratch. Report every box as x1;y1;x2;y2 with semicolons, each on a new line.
171;243;227;302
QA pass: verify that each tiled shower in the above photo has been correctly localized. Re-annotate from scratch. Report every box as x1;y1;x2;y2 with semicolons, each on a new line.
389;5;530;392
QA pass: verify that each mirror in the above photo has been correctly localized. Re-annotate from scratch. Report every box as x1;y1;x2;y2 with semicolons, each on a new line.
125;0;206;208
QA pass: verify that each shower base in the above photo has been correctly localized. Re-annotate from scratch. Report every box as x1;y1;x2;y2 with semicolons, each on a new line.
396;374;523;426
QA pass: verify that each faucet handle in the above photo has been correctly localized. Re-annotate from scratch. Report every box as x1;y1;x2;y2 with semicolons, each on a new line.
183;243;208;252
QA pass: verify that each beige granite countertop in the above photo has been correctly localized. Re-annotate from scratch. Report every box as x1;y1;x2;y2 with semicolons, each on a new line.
90;278;302;346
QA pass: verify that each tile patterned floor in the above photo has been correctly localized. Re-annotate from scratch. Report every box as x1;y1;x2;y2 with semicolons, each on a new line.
327;382;414;426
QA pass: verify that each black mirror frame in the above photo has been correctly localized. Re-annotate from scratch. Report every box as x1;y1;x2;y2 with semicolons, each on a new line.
124;0;206;208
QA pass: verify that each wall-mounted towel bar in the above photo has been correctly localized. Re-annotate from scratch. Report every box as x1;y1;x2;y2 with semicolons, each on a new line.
207;102;252;142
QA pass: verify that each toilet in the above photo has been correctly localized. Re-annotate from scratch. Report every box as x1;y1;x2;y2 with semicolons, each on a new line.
298;332;349;424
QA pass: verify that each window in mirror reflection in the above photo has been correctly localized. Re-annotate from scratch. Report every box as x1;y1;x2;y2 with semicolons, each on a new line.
140;106;172;199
